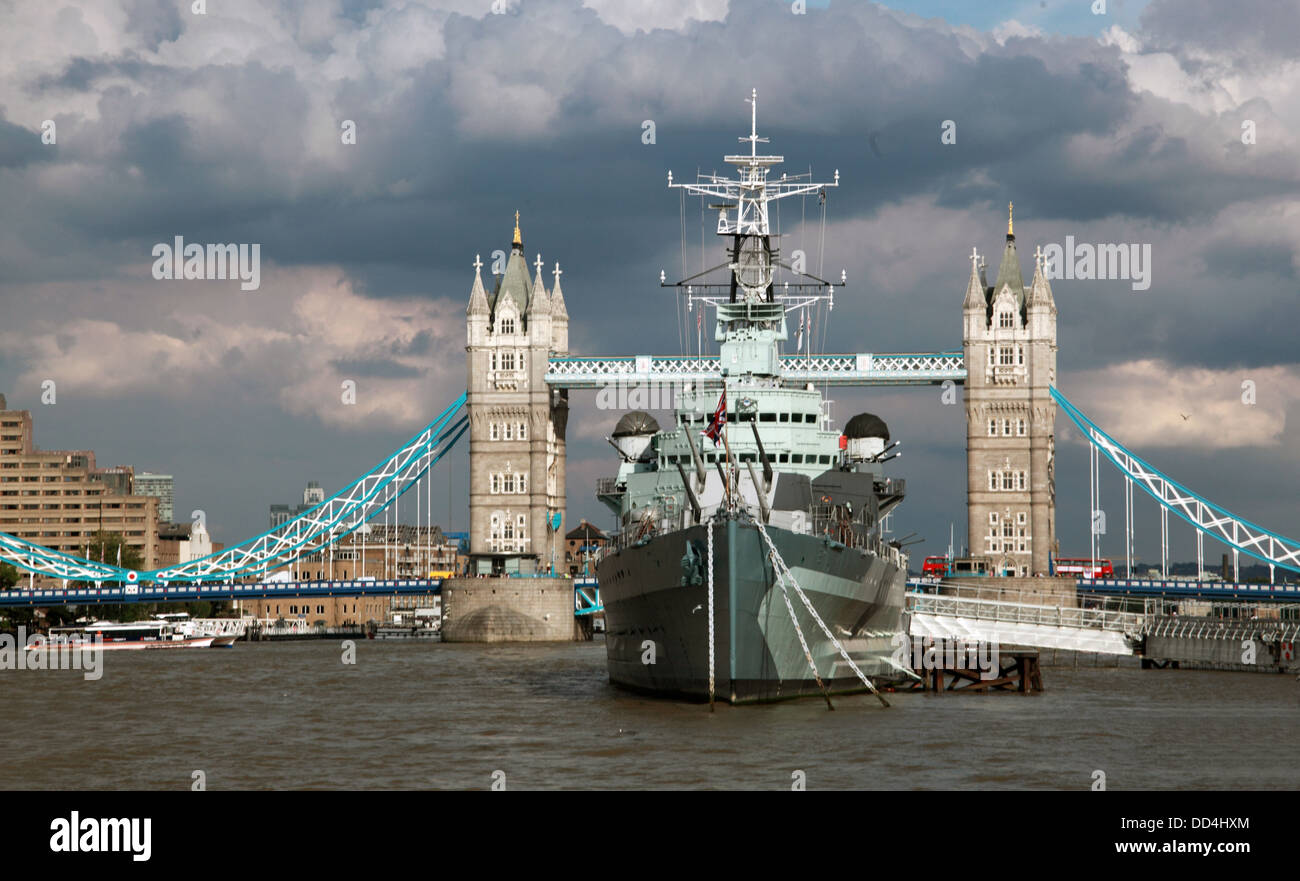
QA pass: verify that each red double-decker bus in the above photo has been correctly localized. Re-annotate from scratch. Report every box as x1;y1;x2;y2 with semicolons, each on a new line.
921;556;992;578
921;556;950;577
1053;557;1114;578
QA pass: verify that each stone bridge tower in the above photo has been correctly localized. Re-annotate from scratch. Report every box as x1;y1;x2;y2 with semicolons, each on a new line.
962;204;1058;576
465;214;569;576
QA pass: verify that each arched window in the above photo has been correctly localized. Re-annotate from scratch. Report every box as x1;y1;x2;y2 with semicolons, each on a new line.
999;311;1014;328
500;316;515;335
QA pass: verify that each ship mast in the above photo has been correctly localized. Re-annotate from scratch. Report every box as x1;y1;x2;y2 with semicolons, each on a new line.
664;89;843;354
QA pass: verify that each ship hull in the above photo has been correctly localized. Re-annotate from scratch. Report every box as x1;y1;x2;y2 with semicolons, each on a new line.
597;519;906;704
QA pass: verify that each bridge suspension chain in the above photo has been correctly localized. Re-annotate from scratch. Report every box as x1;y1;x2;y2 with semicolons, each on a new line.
1051;387;1300;575
0;392;469;585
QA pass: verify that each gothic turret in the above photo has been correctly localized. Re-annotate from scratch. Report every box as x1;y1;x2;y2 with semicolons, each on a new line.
467;253;490;347
1027;246;1057;313
550;262;568;352
527;253;551;316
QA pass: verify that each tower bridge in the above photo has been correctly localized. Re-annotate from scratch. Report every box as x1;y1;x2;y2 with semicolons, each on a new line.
1;209;1295;655
2;108;1298;655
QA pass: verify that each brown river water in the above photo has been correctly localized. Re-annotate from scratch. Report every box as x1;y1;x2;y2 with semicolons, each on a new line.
2;639;1296;790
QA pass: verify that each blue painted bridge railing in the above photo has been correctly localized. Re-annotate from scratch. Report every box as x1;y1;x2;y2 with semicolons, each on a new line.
574;577;602;616
0;578;444;608
1078;578;1300;602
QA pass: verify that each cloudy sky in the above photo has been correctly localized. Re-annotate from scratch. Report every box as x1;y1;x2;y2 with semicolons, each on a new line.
1;0;1296;572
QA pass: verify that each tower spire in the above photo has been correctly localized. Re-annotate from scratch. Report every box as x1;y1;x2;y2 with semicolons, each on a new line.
513;210;522;247
1029;244;1057;313
963;246;985;310
467;253;489;317
550;261;568;320
1007;201;1014;239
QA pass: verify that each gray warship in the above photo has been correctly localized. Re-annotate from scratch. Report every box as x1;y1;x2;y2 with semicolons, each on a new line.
595;92;910;704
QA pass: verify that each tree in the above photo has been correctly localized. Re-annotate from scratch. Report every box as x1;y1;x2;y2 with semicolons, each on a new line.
84;531;144;571
0;562;19;589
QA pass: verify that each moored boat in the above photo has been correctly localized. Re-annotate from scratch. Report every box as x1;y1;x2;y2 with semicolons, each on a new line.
28;619;233;651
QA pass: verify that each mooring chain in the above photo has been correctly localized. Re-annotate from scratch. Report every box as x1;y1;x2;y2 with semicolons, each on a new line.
755;520;890;707
770;549;835;709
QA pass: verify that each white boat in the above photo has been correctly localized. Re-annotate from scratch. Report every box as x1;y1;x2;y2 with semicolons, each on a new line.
29;619;235;651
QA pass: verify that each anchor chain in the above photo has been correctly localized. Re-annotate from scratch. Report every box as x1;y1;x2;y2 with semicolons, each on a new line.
755;519;890;707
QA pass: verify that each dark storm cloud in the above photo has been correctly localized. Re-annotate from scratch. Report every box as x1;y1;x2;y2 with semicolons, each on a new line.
122;0;184;51
30;55;168;93
330;356;424;379
1140;0;1300;59
0;117;51;168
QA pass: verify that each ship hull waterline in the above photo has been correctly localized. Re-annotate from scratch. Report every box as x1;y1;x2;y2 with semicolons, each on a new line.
597;518;908;704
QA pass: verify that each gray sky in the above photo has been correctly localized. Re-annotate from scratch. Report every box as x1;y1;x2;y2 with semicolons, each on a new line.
1;0;1296;572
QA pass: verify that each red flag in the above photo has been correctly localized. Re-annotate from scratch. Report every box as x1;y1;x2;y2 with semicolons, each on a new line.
702;390;727;447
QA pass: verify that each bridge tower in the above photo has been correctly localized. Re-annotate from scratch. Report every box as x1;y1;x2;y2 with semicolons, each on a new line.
962;204;1058;576
465;214;569;576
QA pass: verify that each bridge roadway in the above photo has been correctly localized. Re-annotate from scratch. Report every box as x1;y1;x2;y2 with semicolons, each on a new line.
0;576;608;614
0;578;452;608
1077;577;1300;602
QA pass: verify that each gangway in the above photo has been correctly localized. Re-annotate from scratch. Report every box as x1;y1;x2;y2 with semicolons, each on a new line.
906;583;1144;655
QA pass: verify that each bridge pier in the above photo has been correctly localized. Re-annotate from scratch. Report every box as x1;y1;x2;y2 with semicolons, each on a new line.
440;577;588;642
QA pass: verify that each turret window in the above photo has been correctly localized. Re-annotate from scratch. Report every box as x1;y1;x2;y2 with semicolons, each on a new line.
999;311;1014;328
489;472;527;495
500;317;515;335
988;469;1029;491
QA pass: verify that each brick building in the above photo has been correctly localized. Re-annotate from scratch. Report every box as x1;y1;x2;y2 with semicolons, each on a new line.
0;394;160;575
